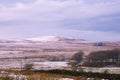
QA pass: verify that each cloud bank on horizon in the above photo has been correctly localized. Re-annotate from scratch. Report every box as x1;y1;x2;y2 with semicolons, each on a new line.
0;0;120;41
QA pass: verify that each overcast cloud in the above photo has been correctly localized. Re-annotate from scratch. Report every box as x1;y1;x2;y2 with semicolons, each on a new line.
0;0;120;41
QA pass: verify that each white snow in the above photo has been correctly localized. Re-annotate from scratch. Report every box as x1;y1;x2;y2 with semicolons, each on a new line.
34;61;68;70
27;36;60;42
59;78;73;80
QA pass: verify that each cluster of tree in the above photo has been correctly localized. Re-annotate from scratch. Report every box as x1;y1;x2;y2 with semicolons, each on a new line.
71;51;84;63
68;51;84;70
84;49;120;67
70;49;120;67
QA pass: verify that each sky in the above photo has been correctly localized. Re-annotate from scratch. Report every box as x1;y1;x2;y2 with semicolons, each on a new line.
0;0;120;41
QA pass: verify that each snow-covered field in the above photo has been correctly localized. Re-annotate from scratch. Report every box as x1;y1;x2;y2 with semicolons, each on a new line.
0;58;120;74
81;67;120;74
0;58;68;70
34;61;68;70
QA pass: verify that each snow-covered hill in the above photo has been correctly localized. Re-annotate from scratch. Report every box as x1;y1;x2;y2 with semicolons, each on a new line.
26;36;87;43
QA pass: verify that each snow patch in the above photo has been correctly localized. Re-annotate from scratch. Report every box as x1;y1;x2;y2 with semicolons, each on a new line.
27;36;60;42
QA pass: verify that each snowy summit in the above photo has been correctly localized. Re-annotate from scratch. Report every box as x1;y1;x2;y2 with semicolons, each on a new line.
27;36;61;42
